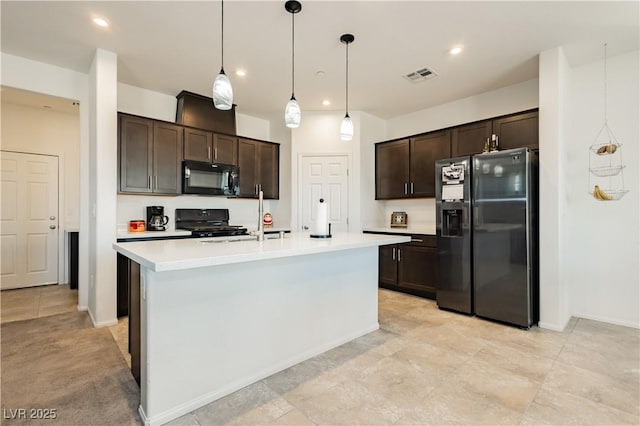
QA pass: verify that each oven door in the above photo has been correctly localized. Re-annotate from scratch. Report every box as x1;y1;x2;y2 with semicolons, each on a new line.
182;161;239;196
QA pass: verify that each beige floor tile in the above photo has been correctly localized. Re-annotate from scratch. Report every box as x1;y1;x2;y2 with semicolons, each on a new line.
452;357;541;413
290;379;403;425
406;323;489;356
488;325;568;359
543;361;640;416
227;396;295;425
473;341;555;382
39;291;77;308
556;340;640;384
38;302;77;317
521;386;639;425
394;340;470;378
379;314;425;335
271;408;315;425
164;413;200;426
395;380;523;425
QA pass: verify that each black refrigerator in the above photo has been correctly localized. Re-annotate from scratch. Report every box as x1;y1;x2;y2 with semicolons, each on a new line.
436;148;539;328
472;148;538;328
435;156;473;314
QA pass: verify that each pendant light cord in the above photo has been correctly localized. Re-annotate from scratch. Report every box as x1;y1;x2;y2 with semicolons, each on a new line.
345;41;349;115
221;0;225;71
291;12;295;96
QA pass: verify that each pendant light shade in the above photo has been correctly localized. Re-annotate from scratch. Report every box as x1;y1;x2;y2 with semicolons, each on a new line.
284;1;302;128
340;114;353;141
340;33;355;141
212;0;233;110
285;95;301;128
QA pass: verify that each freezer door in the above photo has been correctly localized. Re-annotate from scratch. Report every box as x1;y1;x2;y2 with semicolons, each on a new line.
473;149;533;327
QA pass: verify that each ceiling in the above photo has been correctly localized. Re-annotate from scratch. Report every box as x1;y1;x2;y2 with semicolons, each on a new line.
1;1;638;120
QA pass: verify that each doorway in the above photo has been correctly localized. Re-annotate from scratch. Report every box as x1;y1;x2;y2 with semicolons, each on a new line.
298;155;349;232
1;151;59;289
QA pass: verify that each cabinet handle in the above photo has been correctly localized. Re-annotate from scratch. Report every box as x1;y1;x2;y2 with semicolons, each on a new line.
148;176;152;189
208;146;211;160
411;238;423;243
392;247;396;261
154;176;158;190
404;182;408;195
397;248;402;262
410;182;414;194
214;147;218;160
255;184;258;195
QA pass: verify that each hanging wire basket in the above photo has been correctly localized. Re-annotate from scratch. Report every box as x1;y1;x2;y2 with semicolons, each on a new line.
589;164;626;177
589;187;629;201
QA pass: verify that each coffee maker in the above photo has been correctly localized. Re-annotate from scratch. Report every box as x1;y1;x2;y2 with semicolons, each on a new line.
146;206;169;231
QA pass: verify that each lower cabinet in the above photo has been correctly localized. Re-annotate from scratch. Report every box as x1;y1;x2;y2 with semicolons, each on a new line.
375;234;437;299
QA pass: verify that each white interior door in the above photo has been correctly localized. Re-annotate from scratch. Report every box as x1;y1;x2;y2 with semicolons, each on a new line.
1;151;59;289
300;155;349;232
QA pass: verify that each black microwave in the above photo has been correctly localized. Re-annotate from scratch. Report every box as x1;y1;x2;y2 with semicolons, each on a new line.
182;161;239;196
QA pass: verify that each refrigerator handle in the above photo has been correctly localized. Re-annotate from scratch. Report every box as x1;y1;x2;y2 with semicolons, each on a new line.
410;182;414;194
397;248;402;262
404;182;408;195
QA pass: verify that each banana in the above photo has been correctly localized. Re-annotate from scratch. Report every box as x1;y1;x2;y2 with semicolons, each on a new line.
594;185;612;201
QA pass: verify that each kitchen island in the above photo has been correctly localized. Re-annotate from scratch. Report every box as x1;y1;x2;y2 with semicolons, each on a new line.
113;232;410;426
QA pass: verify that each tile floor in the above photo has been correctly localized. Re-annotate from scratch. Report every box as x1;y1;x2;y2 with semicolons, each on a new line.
3;286;639;425
0;283;78;323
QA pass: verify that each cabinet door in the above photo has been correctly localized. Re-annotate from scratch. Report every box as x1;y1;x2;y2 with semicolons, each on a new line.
184;128;212;162
119;115;153;193
153;122;183;194
376;139;410;199
492;111;538;150
451;120;491;157
238;138;259;197
258;142;279;199
397;244;437;297
379;245;398;287
213;133;238;165
410;131;451;197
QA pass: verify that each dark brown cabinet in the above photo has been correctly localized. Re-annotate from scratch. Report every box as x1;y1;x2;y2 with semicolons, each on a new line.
375;139;409;199
184;128;238;165
492;111;538;151
451;110;538;156
411;131;451;197
238;138;279;199
119;114;183;195
371;233;438;299
176;90;236;135
375;131;450;199
452;120;492;157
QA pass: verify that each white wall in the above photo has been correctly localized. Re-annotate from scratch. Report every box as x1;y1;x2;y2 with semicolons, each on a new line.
1;52;91;311
565;50;639;328
1;102;80;285
538;47;572;331
370;79;540;229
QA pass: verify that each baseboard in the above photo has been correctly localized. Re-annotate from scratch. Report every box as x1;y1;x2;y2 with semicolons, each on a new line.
87;309;118;328
144;322;380;426
572;313;640;329
538;321;566;332
77;305;88;312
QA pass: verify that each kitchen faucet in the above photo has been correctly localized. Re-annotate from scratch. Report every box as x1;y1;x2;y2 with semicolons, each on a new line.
256;190;264;241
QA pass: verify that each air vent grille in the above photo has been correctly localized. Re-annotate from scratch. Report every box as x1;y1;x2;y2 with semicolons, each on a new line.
403;66;438;83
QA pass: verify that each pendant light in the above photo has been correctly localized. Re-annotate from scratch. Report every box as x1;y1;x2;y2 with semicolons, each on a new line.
340;34;355;141
212;0;233;110
284;0;302;128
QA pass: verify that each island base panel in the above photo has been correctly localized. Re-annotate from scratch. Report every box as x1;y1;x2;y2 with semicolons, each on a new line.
139;247;379;426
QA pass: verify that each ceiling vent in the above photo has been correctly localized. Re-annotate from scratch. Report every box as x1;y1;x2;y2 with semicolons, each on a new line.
403;66;438;83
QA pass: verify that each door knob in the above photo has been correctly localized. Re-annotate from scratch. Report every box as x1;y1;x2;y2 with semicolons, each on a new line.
49;225;56;230
50;216;56;220
303;226;309;230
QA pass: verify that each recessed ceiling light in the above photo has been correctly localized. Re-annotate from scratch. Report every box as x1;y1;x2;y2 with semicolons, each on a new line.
92;17;109;28
449;46;463;55
43;105;52;109
236;69;246;77
322;100;330;106
316;71;325;77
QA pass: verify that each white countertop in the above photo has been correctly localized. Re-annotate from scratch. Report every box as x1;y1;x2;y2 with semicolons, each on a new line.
117;230;192;240
362;225;436;235
113;232;410;272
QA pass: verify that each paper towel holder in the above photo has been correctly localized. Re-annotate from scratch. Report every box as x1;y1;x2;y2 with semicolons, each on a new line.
310;198;332;238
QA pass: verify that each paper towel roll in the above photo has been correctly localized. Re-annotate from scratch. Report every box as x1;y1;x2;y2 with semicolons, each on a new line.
312;198;329;236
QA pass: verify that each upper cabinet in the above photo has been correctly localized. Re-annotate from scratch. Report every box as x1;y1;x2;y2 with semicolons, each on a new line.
375;130;451;199
119;114;183;195
175;90;236;135
238;138;279;199
184;128;238;165
452;110;538;156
